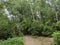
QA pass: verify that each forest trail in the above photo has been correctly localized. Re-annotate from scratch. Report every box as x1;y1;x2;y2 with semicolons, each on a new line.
24;36;41;45
24;36;53;45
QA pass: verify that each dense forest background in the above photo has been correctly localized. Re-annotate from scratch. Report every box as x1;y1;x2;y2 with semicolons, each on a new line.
0;0;60;39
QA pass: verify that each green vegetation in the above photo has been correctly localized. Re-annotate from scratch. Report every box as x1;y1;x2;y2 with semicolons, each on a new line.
0;0;60;38
5;0;60;36
0;0;60;45
52;32;60;45
0;37;24;45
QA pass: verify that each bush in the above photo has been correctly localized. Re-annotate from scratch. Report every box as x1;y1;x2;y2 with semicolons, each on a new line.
0;37;24;45
42;25;54;36
52;32;60;45
0;15;11;39
29;21;44;36
56;21;60;30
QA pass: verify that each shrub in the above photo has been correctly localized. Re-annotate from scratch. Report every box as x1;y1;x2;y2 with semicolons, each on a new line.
56;21;60;30
29;21;44;36
0;37;24;45
42;25;54;36
52;32;60;45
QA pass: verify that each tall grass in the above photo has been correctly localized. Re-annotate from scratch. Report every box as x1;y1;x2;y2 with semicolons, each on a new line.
0;37;24;45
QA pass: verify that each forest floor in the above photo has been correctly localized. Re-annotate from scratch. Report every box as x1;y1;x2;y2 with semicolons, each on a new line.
24;36;53;45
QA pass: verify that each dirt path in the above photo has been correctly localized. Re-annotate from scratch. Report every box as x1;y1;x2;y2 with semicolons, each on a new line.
24;36;53;45
24;36;41;45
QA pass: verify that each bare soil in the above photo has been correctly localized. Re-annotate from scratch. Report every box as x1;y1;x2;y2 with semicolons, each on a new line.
24;36;53;45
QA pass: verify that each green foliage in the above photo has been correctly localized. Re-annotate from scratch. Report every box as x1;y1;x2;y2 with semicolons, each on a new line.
0;15;10;39
42;25;54;36
52;32;60;45
56;21;60;30
0;37;24;45
0;0;60;39
30;21;44;36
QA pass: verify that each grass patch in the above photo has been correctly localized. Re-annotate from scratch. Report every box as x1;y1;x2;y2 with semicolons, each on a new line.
0;37;24;45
